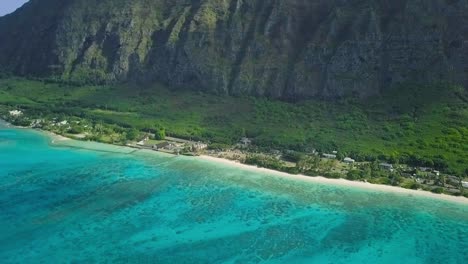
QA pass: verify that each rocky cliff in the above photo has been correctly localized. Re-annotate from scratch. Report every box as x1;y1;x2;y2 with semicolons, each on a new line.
0;0;467;99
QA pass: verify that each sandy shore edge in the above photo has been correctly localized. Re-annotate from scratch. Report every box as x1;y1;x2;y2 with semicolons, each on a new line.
45;131;70;142
199;155;468;205
3;120;466;205
31;130;468;205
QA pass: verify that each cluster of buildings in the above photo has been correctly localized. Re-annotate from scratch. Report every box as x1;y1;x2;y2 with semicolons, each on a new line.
136;136;208;155
9;110;23;117
322;151;356;164
6;110;73;130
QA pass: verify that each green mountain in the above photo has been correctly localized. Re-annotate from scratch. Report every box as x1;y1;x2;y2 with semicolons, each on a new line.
0;1;467;176
0;0;467;99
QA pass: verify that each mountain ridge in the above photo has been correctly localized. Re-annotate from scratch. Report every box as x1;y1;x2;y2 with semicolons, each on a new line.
0;0;467;99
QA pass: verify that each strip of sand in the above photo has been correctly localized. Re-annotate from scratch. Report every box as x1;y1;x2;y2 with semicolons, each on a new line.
46;131;70;143
199;155;468;205
8;121;465;205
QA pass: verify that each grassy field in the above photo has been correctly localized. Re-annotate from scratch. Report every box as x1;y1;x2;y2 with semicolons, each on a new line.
0;77;467;175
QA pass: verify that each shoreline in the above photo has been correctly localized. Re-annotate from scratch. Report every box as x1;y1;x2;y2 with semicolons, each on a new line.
198;155;468;205
2;121;467;205
45;131;71;143
25;129;468;205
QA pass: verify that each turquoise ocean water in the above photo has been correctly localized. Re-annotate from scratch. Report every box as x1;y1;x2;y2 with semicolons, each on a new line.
0;123;467;263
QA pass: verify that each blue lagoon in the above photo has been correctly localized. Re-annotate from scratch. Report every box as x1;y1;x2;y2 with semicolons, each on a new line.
0;124;467;263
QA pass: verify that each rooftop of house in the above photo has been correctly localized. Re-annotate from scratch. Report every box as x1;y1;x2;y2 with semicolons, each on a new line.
379;163;393;167
9;110;22;116
155;142;171;148
240;137;252;144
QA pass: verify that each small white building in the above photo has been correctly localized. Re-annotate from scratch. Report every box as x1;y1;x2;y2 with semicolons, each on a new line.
31;119;44;128
344;157;355;164
192;142;208;151
58;120;68;126
379;163;394;171
323;153;337;159
240;137;252;145
462;181;468;188
9;110;23;117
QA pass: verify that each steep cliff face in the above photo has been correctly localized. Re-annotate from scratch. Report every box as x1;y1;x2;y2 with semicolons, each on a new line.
0;0;467;99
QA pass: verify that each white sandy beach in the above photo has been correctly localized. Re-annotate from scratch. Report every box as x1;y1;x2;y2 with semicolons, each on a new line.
199;155;468;205
13;122;466;205
46;131;71;142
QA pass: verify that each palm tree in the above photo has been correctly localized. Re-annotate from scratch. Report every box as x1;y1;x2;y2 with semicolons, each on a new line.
437;175;446;187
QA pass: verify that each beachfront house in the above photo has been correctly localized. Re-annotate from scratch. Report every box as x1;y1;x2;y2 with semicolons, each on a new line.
447;176;460;187
31;119;44;128
9;110;23;117
379;163;394;171
238;137;252;148
153;142;177;151
462;181;468;188
344;157;355;164
323;153;337;159
153;142;170;150
191;142;208;151
419;167;432;172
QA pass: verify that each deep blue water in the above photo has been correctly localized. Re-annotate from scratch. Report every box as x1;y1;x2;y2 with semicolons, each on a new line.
0;124;467;263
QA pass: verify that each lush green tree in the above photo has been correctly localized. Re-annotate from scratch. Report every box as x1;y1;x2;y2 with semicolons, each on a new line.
388;152;399;164
282;151;304;163
94;123;104;135
126;128;139;140
245;155;285;171
436;175;446;187
409;182;421;190
240;127;247;138
346;170;361;180
154;127;166;140
69;125;84;134
208;143;230;150
297;155;320;172
12;118;31;127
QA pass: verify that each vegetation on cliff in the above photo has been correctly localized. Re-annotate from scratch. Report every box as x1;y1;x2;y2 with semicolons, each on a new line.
1;77;467;176
0;0;467;99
